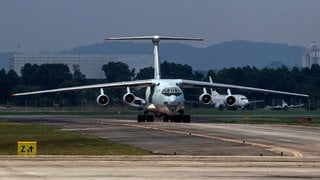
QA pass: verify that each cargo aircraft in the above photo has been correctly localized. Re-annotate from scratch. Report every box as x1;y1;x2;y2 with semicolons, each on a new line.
209;77;264;110
12;35;309;122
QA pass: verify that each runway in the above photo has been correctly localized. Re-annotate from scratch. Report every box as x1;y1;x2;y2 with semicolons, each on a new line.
2;115;320;179
1;155;320;179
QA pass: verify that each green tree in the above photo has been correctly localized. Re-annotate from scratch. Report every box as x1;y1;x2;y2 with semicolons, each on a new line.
21;63;39;86
136;66;154;80
6;70;19;94
0;69;20;103
15;63;80;107
193;71;205;81
73;69;86;84
207;70;217;82
37;64;72;89
0;69;8;102
161;61;193;79
102;61;135;82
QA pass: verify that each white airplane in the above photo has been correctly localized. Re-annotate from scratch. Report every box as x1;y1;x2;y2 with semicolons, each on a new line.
269;100;304;110
209;77;263;110
12;35;309;122
288;102;304;109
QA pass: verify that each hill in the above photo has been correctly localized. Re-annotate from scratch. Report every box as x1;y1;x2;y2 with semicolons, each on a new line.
1;41;304;71
60;40;304;70
198;40;304;70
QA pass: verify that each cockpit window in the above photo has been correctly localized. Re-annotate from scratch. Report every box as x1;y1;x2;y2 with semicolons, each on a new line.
161;87;182;96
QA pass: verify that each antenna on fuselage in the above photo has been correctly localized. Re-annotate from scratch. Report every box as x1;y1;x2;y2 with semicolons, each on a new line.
105;35;203;80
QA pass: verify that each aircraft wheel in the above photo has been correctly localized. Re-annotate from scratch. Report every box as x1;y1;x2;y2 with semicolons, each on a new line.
173;115;182;123
182;115;191;123
137;115;146;122
146;115;155;122
163;115;169;122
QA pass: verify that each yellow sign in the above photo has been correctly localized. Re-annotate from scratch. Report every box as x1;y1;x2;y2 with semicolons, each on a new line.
17;141;37;156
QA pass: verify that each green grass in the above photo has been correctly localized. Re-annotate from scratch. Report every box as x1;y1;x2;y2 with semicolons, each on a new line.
206;116;320;125
0;110;140;116
1;107;320;117
0;120;152;155
187;108;320;116
185;108;320;125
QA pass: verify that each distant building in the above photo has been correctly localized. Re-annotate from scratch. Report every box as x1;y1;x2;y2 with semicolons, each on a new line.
9;54;153;79
302;42;320;68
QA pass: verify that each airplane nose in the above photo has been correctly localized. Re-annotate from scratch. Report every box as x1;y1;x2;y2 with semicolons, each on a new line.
168;95;177;104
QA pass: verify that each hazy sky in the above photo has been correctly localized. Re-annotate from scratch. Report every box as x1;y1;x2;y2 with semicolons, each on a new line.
1;0;320;53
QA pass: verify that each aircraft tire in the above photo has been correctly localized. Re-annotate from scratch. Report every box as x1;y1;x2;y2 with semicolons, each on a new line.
163;115;190;123
146;115;155;122
163;115;169;122
182;115;191;123
173;115;182;123
137;115;146;122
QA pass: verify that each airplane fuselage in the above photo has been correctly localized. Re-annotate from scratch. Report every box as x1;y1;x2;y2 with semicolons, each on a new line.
147;79;185;116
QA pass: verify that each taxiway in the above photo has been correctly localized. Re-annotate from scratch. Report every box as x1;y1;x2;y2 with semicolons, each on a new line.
6;116;320;157
2;115;320;179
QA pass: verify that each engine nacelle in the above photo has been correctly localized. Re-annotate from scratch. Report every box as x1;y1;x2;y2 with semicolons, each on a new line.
199;93;212;104
96;94;109;106
224;95;236;107
123;93;146;108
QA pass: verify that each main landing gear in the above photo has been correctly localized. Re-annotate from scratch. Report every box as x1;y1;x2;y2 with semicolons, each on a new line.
163;115;190;123
137;114;155;122
137;114;190;123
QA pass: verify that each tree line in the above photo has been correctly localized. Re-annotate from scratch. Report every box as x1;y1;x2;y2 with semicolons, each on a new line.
0;61;318;109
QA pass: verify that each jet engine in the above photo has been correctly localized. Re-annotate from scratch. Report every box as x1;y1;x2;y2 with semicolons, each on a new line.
123;87;146;108
199;88;212;104
96;88;109;106
224;95;236;107
223;89;236;107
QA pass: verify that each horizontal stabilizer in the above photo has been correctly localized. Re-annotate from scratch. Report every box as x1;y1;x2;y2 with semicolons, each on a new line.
105;35;203;41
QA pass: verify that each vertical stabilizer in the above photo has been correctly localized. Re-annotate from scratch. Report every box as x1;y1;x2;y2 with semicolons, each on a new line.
105;35;203;80
152;37;161;79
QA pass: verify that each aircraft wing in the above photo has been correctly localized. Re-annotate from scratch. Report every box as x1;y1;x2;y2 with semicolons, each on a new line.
270;105;283;110
179;79;309;97
290;104;304;108
12;79;154;96
249;100;265;104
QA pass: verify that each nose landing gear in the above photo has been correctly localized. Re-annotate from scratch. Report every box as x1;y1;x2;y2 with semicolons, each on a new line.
137;114;190;123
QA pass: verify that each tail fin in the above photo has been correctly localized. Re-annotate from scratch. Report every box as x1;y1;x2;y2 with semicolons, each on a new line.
105;35;203;80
